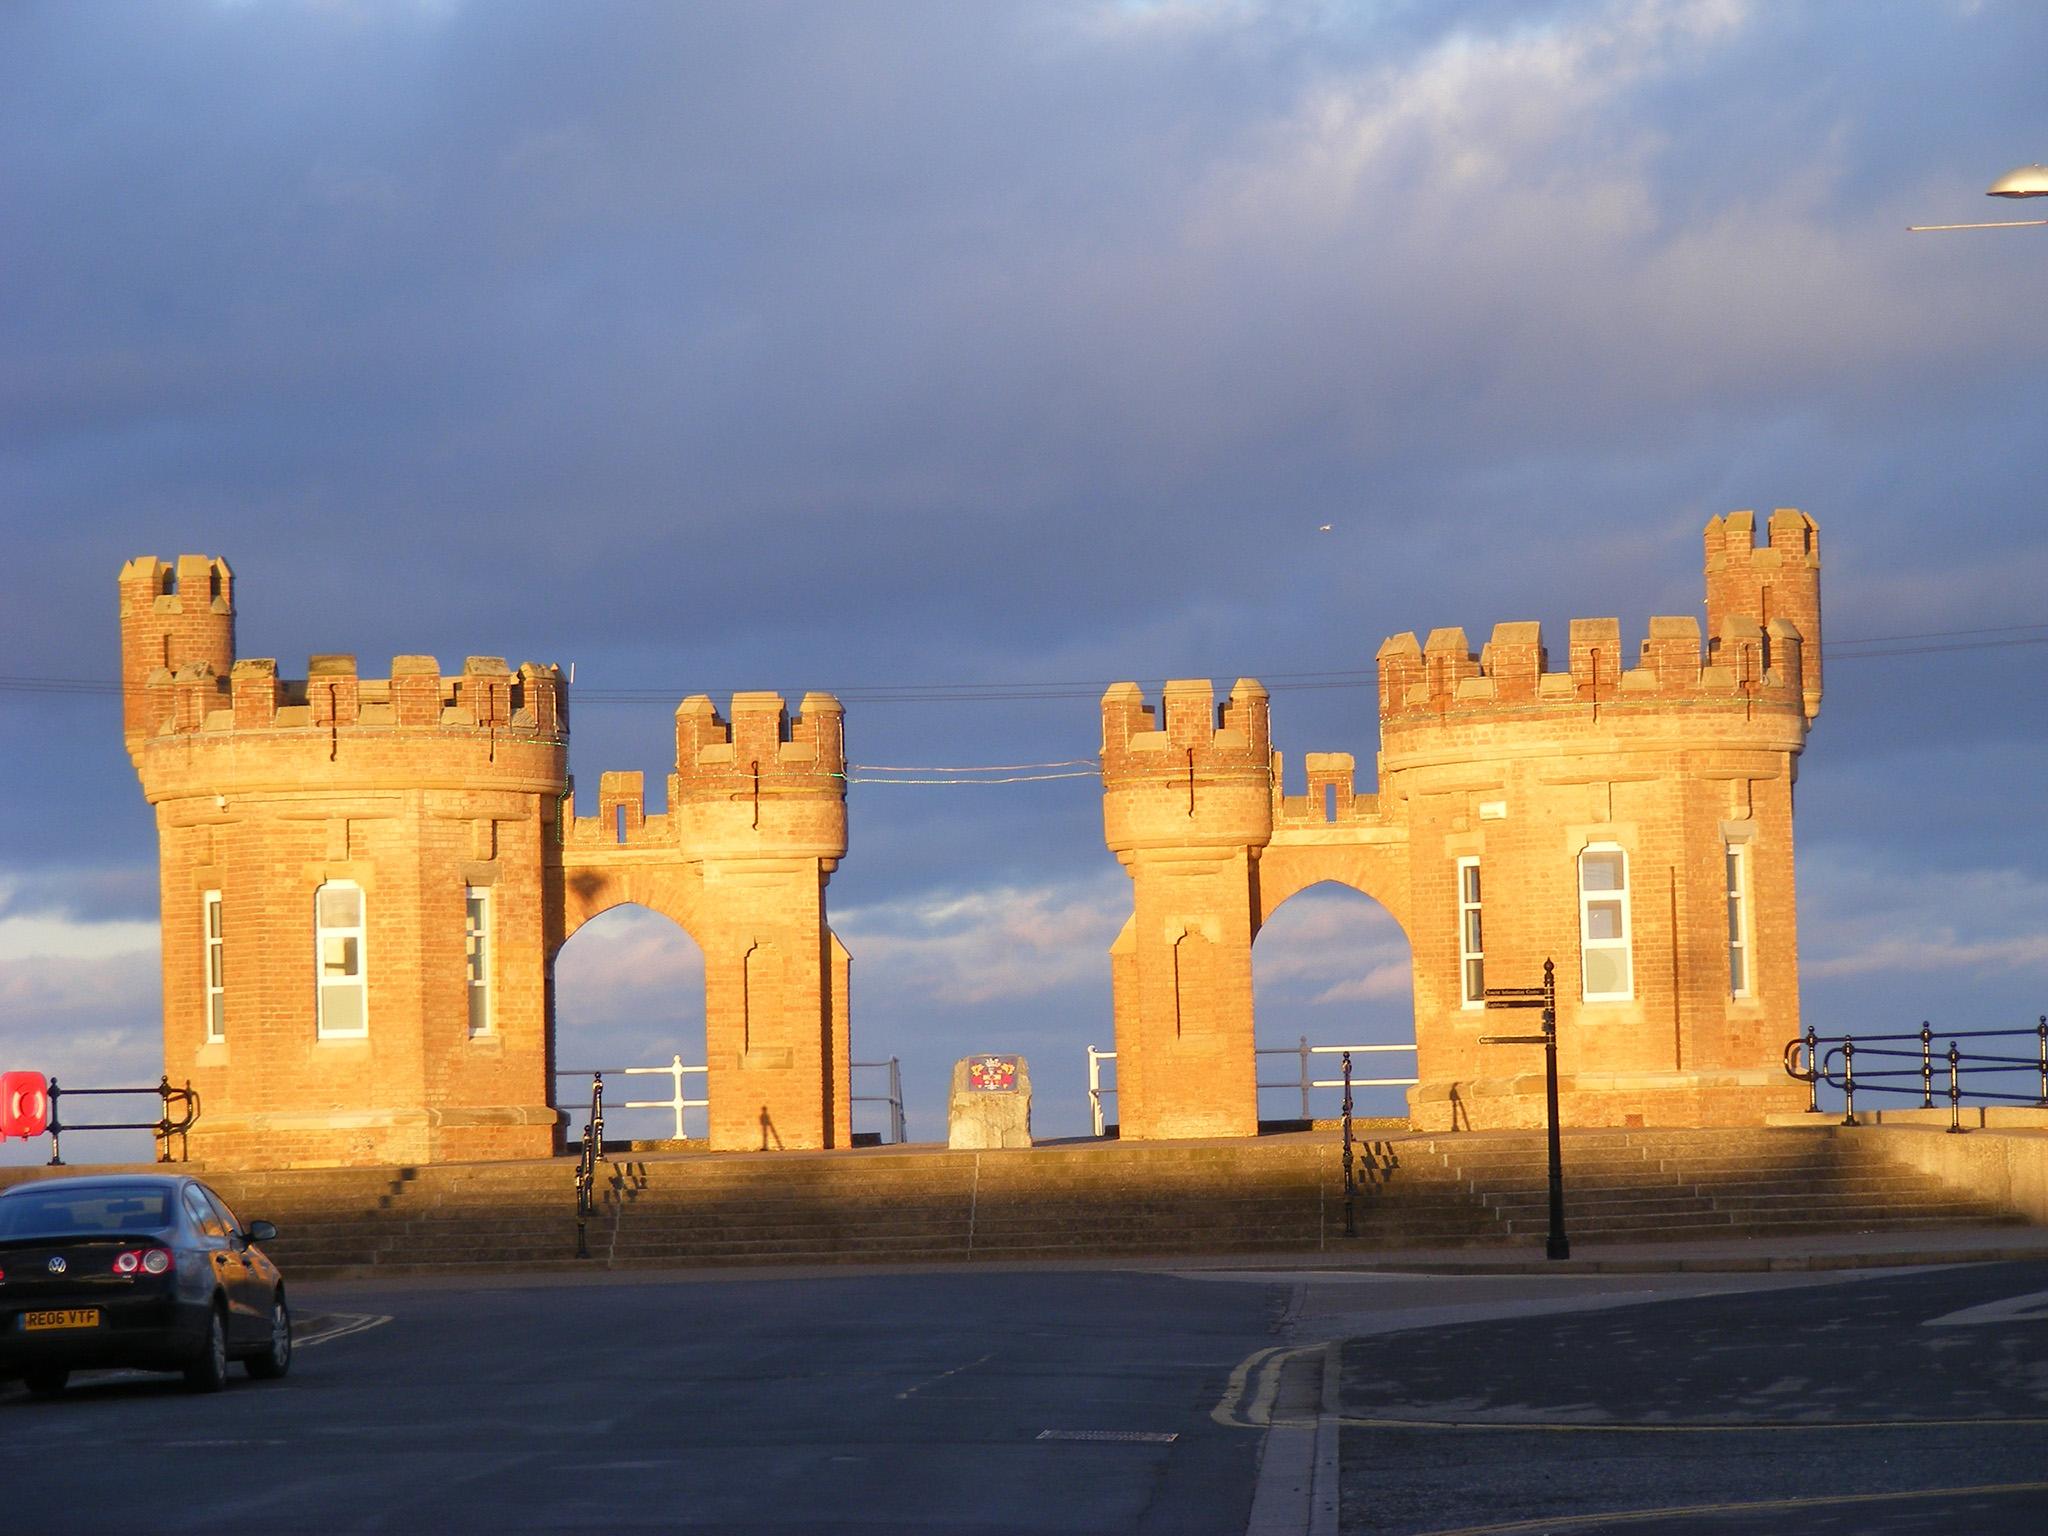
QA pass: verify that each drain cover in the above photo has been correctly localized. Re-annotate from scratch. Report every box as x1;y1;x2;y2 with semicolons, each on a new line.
1037;1430;1179;1443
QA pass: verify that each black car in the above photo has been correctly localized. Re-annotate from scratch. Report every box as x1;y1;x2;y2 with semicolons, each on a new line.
0;1173;291;1397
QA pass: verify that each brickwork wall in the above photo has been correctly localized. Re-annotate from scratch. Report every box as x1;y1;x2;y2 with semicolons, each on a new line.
124;560;850;1168
1100;511;1823;1138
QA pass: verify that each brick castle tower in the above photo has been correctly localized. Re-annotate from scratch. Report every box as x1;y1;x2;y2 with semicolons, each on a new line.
120;556;850;1167
1100;510;1822;1137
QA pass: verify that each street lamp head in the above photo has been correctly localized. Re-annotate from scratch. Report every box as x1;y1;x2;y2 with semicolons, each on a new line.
1987;163;2048;199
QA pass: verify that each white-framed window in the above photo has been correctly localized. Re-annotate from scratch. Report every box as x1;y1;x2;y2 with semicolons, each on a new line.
1726;842;1751;998
465;886;492;1036
1578;845;1633;1002
1456;858;1484;1007
315;880;368;1038
202;890;225;1042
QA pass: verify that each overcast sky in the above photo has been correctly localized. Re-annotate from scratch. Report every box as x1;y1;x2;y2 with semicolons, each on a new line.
3;0;2043;1161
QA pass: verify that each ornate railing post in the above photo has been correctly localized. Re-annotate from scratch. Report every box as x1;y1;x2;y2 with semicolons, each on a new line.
1340;1050;1357;1240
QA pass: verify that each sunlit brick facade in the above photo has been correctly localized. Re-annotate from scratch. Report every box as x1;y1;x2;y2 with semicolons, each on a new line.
1100;510;1822;1137
120;556;850;1168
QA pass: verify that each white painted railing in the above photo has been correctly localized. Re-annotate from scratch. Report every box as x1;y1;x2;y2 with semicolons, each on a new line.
554;1054;906;1143
1085;1038;1419;1138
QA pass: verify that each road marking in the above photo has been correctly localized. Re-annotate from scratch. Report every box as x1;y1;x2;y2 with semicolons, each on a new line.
297;1312;392;1349
1037;1429;1179;1443
895;1350;993;1400
1331;1411;2048;1433
1923;1288;2048;1327
1214;1344;1326;1429
1405;1479;2048;1535
1212;1345;1285;1428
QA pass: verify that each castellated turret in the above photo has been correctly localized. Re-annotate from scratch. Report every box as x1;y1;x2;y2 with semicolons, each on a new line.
1705;508;1822;721
118;555;235;757
1100;678;1272;858
120;554;853;1168
1099;511;1824;1141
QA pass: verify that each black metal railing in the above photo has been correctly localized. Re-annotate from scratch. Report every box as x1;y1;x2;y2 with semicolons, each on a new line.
1784;1017;2048;1133
45;1076;200;1166
573;1072;606;1260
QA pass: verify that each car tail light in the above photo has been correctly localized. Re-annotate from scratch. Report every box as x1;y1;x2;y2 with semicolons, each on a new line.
112;1249;174;1275
114;1251;141;1275
142;1249;172;1274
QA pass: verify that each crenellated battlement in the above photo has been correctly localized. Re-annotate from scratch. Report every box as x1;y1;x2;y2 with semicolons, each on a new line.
1271;751;1383;829
1377;612;1808;725
672;692;846;794
1099;680;1273;857
1704;508;1822;719
1378;512;1821;731
119;555;236;752
1099;679;1270;781
127;652;569;746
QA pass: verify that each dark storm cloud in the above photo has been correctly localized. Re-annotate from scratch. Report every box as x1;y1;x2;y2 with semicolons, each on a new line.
1;0;2043;1128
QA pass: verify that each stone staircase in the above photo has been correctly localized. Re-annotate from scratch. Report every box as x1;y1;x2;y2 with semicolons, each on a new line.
4;1125;2025;1278
194;1134;1499;1278
1413;1126;2028;1241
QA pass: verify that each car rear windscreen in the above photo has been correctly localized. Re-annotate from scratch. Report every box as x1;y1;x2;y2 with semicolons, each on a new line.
0;1187;174;1239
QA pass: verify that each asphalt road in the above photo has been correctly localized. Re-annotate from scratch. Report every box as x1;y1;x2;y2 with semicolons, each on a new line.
5;1260;2046;1534
1329;1260;2048;1535
0;1267;1286;1534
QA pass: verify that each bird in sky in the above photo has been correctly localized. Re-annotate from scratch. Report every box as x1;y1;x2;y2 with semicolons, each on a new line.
1318;523;1333;532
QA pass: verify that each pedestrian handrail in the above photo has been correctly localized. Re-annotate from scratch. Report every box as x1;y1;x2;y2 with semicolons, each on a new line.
43;1076;201;1166
1785;1017;2048;1133
555;1054;907;1144
852;1057;908;1145
1085;1038;1419;1137
556;1056;708;1141
573;1073;605;1260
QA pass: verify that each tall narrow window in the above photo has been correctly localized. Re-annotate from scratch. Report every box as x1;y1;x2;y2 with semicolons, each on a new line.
1726;843;1751;998
315;881;367;1038
1456;859;1484;1006
1578;846;1633;1002
202;891;225;1042
465;886;492;1036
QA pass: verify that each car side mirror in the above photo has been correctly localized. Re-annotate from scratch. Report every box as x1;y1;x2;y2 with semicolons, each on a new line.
244;1219;278;1244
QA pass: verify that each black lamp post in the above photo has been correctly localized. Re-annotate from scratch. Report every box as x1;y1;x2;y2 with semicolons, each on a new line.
1483;958;1569;1261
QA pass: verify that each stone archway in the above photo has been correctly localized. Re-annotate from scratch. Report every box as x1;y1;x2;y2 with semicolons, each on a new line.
548;852;850;1152
1251;878;1415;1122
549;900;708;1142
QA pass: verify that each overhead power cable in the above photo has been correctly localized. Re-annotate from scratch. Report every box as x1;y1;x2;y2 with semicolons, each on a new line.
0;622;2041;707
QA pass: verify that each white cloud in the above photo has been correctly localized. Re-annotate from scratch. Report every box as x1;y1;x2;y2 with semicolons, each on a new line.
1801;854;2048;983
0;912;158;964
835;878;1130;1006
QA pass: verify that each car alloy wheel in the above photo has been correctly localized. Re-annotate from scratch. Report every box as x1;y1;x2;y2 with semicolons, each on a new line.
185;1307;229;1393
246;1295;292;1381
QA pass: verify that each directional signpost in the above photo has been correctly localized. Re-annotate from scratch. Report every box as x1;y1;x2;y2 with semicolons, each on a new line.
1482;958;1570;1261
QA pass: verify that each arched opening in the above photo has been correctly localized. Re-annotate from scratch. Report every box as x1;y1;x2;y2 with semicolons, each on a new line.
1252;881;1415;1126
550;904;707;1145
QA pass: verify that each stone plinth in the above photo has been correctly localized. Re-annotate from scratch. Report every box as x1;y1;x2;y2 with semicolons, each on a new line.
948;1054;1031;1149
